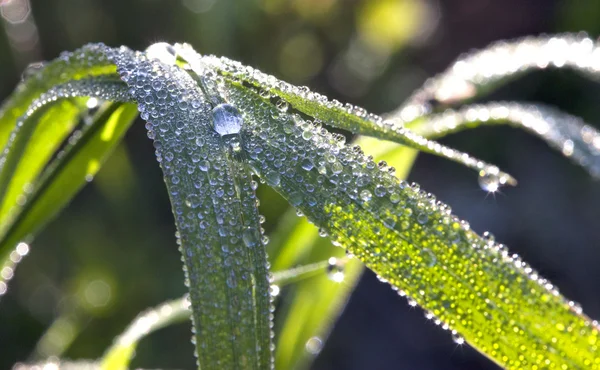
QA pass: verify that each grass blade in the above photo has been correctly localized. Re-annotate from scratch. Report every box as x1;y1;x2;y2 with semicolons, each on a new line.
393;33;600;121
0;44;120;150
403;102;600;178
222;79;600;369
112;44;273;369
198;50;516;187
100;296;190;370
272;135;417;369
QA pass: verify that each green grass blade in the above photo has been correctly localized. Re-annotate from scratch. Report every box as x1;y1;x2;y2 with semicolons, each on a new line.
0;43;120;150
272;136;417;370
198;51;516;187
0;99;84;223
403;101;600;178
223;80;600;369
112;45;273;369
101;296;190;370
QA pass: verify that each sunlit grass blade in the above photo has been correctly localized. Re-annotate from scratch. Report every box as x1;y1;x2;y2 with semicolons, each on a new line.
112;44;273;369
100;296;190;370
393;33;600;121
0;99;85;224
272;136;417;370
403;102;600;178
222;80;600;369
0;44;120;150
198;51;517;188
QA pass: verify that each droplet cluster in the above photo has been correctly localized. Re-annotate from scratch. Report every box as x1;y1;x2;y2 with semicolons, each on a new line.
105;43;273;369
219;78;600;369
412;102;600;178
0;242;29;298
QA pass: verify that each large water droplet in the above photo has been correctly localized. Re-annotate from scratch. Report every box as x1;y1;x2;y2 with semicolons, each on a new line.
478;171;501;192
21;61;46;81
212;103;243;136
145;42;177;65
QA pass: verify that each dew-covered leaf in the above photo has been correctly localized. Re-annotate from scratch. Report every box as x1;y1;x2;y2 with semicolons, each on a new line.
111;43;273;369
198;50;517;188
0;44;120;150
216;77;600;369
271;135;417;370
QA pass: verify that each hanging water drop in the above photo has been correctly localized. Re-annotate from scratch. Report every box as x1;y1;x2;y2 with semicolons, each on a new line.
478;171;501;192
212;103;243;136
327;257;345;283
452;333;465;345
269;285;280;297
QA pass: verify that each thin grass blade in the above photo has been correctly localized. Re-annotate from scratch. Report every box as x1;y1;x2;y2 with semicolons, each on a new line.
403;102;600;178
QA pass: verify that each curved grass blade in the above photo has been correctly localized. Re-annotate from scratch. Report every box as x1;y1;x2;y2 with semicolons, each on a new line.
0;43;120;150
272;136;417;370
100;259;328;370
0;79;134;298
404;102;600;178
393;33;600;121
220;80;600;369
100;296;190;370
0;99;85;223
110;44;273;369
196;49;517;189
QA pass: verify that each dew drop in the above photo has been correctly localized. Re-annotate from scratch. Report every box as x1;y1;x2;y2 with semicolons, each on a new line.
21;61;46;81
242;227;260;248
145;42;177;65
185;194;201;209
452;333;465;345
265;171;281;187
212;103;243;136
478;171;501;192
360;189;372;202
327;257;345;283
270;285;280;297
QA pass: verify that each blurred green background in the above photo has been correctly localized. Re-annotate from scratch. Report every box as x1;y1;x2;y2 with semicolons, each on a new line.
1;0;600;369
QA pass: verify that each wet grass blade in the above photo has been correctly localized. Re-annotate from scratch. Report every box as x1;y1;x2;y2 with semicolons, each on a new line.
221;79;600;369
0;44;120;150
199;51;517;188
111;45;273;369
271;136;417;369
100;296;191;370
402;102;600;178
393;33;600;121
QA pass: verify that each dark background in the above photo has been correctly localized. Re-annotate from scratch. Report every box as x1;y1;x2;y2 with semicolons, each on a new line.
1;0;600;369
